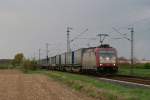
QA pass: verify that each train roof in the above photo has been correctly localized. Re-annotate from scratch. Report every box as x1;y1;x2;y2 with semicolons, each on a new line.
98;44;112;48
48;44;115;58
73;44;114;51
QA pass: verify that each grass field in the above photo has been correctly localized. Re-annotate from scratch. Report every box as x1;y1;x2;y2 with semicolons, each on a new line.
0;63;14;69
118;64;150;77
28;70;150;100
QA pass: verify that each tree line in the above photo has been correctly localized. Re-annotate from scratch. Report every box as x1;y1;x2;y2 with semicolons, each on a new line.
12;53;38;72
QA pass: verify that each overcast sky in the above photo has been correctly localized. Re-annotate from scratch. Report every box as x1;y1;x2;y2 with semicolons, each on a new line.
0;0;150;59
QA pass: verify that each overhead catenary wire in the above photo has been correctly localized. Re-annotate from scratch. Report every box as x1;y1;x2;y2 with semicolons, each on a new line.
70;28;88;43
112;27;131;41
111;26;135;75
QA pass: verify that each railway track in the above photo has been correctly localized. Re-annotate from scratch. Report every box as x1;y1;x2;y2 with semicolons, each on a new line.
75;72;150;88
98;74;150;85
95;74;150;88
43;67;150;88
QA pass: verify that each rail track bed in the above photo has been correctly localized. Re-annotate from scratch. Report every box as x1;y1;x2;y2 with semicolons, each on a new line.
62;70;150;86
99;75;150;85
93;74;150;88
44;69;150;88
77;72;150;87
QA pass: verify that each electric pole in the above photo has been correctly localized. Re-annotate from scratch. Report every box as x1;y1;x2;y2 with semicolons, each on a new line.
97;34;109;45
67;27;72;52
67;27;72;53
46;43;50;64
128;27;134;74
39;48;41;64
33;52;36;61
112;27;135;75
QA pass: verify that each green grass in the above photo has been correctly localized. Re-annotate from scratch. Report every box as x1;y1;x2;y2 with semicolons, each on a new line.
118;66;150;77
27;70;150;100
0;63;14;69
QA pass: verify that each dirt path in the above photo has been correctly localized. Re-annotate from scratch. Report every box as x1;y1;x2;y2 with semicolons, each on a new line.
0;70;94;100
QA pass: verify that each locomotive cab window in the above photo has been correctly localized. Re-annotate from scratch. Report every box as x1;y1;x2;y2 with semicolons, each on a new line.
99;51;115;58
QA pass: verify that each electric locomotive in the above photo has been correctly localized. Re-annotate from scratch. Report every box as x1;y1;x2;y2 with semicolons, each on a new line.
40;44;118;73
80;44;118;73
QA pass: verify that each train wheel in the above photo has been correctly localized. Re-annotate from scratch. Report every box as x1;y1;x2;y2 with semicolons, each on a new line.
97;67;105;74
113;67;118;73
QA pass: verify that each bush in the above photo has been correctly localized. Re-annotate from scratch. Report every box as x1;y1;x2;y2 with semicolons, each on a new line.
144;63;150;69
12;53;24;66
23;59;38;72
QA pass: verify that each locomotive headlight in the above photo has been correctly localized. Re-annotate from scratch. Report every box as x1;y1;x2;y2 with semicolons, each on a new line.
100;64;103;66
106;57;110;60
113;64;116;66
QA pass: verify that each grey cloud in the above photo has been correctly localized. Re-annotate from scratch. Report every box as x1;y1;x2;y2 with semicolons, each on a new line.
0;0;149;59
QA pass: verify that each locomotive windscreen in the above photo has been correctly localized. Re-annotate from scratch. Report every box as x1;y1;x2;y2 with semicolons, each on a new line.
100;51;115;57
99;50;116;63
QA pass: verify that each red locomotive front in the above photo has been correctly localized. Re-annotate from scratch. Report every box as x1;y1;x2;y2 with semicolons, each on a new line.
95;46;118;72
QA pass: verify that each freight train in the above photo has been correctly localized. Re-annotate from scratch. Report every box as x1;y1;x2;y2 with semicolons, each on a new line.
40;44;118;73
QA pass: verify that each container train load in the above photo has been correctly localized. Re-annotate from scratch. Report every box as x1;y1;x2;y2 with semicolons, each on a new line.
40;44;118;73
